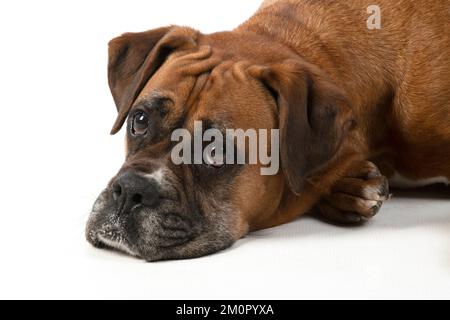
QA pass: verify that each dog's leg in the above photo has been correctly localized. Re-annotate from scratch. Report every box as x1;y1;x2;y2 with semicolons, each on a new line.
316;161;391;224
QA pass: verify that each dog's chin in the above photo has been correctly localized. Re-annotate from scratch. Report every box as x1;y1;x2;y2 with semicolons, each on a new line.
93;233;139;258
86;219;193;262
85;190;236;262
87;224;234;262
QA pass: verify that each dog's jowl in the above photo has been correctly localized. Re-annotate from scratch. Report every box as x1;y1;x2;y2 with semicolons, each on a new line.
86;0;450;261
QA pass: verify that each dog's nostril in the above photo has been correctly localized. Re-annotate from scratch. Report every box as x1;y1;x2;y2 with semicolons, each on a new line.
112;184;122;201
132;193;143;204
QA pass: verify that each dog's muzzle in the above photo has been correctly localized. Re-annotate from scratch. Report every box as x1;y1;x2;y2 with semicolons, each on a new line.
86;168;236;261
86;169;192;259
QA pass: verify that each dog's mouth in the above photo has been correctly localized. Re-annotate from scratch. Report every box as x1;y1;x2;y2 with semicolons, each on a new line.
86;187;236;261
86;190;200;260
95;233;138;257
87;221;197;260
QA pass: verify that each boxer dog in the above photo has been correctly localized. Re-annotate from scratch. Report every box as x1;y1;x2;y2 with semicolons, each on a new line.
86;0;450;261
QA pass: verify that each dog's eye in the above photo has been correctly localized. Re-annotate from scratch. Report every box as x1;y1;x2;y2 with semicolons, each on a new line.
204;147;225;169
132;112;149;136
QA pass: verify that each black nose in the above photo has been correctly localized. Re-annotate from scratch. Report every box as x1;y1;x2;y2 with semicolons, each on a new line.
112;171;160;215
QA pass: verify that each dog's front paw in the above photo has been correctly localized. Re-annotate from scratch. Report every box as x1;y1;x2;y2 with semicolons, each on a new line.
316;161;391;224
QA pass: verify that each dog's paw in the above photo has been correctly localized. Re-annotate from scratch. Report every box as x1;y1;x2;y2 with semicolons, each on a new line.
316;161;391;225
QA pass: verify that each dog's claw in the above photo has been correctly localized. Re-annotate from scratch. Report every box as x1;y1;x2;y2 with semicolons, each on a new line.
344;212;363;223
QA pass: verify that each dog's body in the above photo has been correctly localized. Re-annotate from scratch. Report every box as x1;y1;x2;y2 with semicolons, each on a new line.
86;0;450;261
244;0;450;224
256;0;450;184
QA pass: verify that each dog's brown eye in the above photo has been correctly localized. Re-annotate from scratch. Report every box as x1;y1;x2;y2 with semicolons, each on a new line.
132;112;149;136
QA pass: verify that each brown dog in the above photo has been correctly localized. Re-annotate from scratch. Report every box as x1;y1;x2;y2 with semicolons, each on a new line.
86;0;450;261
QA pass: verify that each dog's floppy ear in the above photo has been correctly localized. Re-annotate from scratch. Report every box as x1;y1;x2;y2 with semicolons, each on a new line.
250;60;355;195
108;26;198;134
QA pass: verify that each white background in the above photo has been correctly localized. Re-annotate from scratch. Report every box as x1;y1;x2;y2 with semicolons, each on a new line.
0;0;449;299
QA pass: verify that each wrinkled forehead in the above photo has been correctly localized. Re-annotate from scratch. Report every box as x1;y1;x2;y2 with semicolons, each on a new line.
190;63;278;131
129;54;202;133
132;55;276;134
136;54;198;108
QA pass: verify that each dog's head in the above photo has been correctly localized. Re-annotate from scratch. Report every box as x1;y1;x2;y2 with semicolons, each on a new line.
86;26;353;261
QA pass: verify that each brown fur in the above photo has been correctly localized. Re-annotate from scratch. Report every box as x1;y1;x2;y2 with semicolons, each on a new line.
239;0;450;227
92;0;450;259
